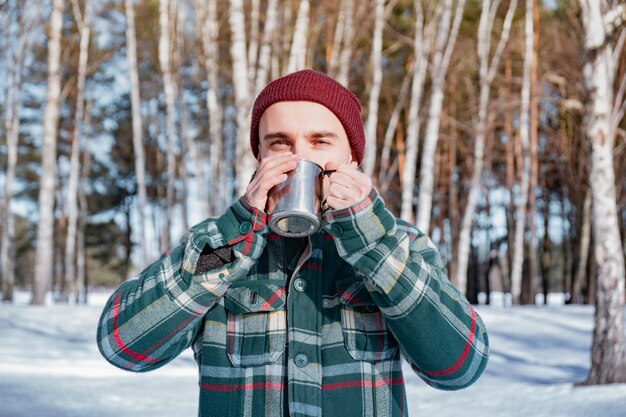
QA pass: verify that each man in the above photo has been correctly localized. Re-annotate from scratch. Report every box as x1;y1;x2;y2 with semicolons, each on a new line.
97;69;489;417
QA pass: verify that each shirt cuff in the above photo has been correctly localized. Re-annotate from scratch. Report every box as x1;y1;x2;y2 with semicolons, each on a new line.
321;188;396;256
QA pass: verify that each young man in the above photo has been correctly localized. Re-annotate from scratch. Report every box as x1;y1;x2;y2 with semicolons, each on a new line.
97;69;489;417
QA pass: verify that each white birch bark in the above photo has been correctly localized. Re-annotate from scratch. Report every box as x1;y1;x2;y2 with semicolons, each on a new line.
62;0;92;303
379;68;411;190
415;0;466;233
124;0;149;267
362;0;385;177
32;0;64;305
400;1;432;222
195;0;224;215
578;0;626;385
229;0;256;196
337;0;354;86
1;4;26;302
511;0;534;305
455;0;518;294
159;0;178;248
328;0;347;77
287;0;310;73
254;0;278;95
248;0;260;88
76;98;93;304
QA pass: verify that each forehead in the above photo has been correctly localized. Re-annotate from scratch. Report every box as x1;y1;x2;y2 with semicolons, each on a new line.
259;101;345;133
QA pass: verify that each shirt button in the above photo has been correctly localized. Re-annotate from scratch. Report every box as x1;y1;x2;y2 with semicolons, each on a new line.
331;223;343;237
239;221;252;234
293;278;307;292
294;353;308;368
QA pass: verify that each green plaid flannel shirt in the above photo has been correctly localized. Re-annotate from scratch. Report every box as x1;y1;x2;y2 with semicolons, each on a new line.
97;188;489;417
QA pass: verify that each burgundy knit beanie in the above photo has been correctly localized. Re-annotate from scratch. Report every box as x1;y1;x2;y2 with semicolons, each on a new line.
250;69;365;163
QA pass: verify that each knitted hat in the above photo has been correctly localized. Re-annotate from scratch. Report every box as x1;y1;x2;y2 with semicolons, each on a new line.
250;69;365;163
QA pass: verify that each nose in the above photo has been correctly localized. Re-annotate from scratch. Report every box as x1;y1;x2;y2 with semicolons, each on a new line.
292;140;311;161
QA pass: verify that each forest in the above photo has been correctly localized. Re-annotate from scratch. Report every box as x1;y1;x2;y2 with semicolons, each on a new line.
0;0;625;383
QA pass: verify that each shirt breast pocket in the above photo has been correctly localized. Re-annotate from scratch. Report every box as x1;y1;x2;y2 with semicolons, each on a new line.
224;281;287;367
336;277;398;362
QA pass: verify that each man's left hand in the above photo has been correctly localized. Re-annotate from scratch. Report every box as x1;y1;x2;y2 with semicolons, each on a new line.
323;161;372;211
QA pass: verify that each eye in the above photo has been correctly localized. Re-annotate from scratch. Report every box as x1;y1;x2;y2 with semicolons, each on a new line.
313;139;331;146
270;140;289;148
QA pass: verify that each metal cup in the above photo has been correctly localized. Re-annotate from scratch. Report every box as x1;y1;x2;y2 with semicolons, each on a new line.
267;159;325;237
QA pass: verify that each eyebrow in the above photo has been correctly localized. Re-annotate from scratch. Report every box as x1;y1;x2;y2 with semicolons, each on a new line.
262;131;339;141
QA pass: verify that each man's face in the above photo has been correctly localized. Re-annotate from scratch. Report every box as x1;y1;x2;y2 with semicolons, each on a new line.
257;101;356;168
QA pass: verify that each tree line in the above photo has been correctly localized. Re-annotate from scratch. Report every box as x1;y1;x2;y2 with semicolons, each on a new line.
0;0;625;383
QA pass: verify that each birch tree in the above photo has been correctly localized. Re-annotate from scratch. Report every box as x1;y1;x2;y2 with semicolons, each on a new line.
328;0;355;86
455;0;518;294
159;0;178;248
61;0;92;303
287;0;310;73
228;0;256;196
1;2;37;302
362;0;385;177
578;0;626;385
76;99;93;305
195;0;223;215
32;0;64;305
254;0;278;95
124;0;149;268
511;0;534;305
415;0;466;232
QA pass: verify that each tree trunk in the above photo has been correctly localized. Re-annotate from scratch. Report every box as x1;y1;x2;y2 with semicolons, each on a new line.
541;179;551;304
511;0;534;305
76;99;92;304
336;0;354;86
379;69;411;191
125;0;149;268
415;0;466;233
362;0;385;178
579;0;626;385
454;0;517;293
400;1;428;222
229;0;255;197
287;0;310;73
159;0;178;248
254;0;278;95
196;0;224;215
247;0;260;86
572;190;592;304
1;4;30;302
522;0;540;305
32;0;64;305
62;0;92;303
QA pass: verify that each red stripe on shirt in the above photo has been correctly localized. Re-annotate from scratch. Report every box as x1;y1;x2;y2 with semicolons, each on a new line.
112;292;158;363
322;377;404;390
423;305;476;377
259;287;286;310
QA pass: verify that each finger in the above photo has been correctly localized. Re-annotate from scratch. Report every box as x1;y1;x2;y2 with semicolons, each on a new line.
258;152;298;172
335;163;362;180
257;156;299;179
329;182;362;201
325;195;350;211
327;172;353;187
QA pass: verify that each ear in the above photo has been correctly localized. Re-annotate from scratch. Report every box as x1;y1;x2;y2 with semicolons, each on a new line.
348;152;358;168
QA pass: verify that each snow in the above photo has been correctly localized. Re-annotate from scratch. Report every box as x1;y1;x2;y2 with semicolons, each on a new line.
1;292;625;417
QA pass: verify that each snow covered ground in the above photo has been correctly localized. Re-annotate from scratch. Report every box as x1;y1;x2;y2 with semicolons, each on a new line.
1;292;625;417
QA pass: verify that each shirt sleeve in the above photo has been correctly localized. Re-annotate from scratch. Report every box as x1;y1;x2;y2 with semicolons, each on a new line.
96;197;268;372
322;188;489;390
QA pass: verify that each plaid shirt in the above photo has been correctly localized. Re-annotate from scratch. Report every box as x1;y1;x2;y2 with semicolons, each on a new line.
97;189;489;417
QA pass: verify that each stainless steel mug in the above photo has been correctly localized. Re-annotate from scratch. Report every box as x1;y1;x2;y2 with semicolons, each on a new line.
267;159;325;237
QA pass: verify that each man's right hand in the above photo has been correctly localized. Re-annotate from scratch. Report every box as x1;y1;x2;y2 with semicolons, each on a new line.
244;152;300;212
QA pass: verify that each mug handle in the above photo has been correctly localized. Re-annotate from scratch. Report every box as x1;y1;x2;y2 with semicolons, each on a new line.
320;169;336;212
